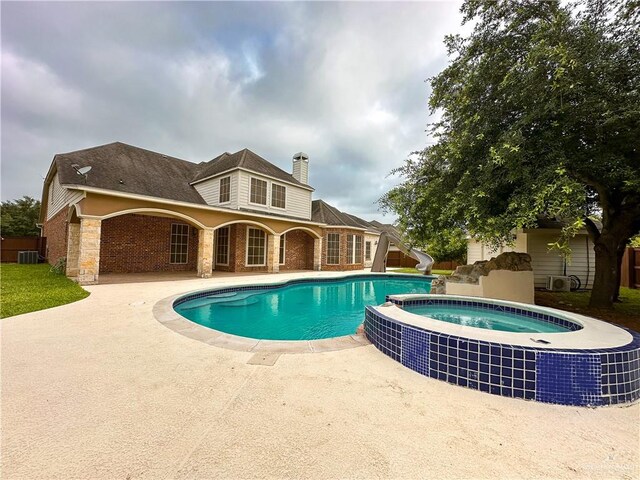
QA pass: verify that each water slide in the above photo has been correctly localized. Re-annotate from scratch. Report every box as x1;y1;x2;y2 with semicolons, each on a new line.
371;232;434;274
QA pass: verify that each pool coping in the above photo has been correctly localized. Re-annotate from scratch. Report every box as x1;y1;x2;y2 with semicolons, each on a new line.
152;272;433;353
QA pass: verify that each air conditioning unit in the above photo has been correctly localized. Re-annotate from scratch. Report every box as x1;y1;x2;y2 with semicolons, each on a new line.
547;275;571;292
18;251;39;264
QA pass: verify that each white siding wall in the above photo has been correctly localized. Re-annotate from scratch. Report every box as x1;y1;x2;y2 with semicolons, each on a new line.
467;239;484;264
468;231;595;289
467;234;527;264
526;233;565;288
193;171;239;209
527;233;595;289
237;170;312;220
46;173;84;220
566;235;596;289
364;233;379;268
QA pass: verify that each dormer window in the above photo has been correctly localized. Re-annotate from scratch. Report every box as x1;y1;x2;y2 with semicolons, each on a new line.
250;178;267;205
219;176;230;203
271;184;286;209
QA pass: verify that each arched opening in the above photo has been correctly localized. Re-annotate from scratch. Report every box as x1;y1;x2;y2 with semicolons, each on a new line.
213;222;271;273
279;228;316;271
98;211;202;274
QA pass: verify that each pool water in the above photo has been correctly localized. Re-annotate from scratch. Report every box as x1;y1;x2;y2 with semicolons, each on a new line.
175;276;432;340
403;304;570;333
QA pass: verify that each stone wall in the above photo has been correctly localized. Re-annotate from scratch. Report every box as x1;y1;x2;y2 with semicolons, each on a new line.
99;214;198;273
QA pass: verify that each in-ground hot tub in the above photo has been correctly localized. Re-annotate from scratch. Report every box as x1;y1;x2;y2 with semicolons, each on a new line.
365;294;640;407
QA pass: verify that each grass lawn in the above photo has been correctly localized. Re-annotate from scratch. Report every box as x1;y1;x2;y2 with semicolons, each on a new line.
390;268;454;275
1;264;89;318
535;287;640;332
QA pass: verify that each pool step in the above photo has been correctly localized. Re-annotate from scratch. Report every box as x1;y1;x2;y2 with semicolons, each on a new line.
179;290;268;310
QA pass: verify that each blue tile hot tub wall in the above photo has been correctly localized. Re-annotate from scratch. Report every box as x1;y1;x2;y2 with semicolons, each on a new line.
364;305;640;407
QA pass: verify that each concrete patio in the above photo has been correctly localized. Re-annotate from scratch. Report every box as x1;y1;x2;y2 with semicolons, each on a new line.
2;272;638;479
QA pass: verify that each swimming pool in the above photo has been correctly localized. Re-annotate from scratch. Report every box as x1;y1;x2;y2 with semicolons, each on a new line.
174;275;432;340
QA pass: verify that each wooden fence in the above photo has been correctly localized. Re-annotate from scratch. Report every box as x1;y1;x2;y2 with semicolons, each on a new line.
0;236;46;263
386;250;461;271
621;247;639;289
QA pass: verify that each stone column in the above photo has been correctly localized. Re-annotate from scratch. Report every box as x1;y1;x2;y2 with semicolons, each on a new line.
65;223;81;278
77;218;102;285
267;234;280;273
313;237;322;271
197;228;214;278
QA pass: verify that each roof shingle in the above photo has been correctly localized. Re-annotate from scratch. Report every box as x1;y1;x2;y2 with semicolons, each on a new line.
55;142;206;204
192;148;313;190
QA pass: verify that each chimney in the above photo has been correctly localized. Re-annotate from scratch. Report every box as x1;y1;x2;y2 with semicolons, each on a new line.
292;152;309;184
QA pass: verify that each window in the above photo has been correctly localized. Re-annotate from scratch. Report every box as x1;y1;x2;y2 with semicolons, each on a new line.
355;235;363;263
219;176;230;203
246;228;266;265
170;224;189;264
215;227;229;265
365;241;372;261
347;235;354;264
327;233;340;265
271;184;286;209
347;234;363;264
250;178;267;205
279;234;286;265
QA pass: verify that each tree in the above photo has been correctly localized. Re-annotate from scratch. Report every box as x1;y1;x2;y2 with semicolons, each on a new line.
425;228;468;263
380;0;640;309
1;196;42;237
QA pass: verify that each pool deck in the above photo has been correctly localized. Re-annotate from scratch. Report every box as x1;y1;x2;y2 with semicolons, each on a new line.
2;271;639;479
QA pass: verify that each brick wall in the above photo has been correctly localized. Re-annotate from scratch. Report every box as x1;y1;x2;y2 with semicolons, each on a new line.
321;228;365;271
213;224;236;272
231;224;268;273
42;208;68;265
99;214;198;273
281;229;314;270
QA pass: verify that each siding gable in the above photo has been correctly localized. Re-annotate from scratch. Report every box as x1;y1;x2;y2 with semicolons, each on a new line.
238;170;311;220
193;171;239;209
46;173;84;220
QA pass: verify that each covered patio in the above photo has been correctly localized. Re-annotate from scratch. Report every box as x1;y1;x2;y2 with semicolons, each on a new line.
64;194;324;284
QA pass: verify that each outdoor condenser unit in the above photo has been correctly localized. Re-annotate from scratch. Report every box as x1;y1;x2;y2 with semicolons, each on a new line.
18;251;39;264
546;275;571;292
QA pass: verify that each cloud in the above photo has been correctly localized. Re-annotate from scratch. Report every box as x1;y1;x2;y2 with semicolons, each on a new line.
0;1;463;222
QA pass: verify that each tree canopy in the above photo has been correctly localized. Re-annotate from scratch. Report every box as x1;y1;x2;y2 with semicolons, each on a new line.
380;0;640;308
1;196;42;237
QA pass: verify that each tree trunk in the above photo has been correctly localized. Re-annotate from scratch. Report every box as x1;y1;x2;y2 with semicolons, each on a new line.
588;234;621;309
612;245;626;302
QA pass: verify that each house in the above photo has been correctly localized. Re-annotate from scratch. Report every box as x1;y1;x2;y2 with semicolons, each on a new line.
40;142;385;284
467;218;596;289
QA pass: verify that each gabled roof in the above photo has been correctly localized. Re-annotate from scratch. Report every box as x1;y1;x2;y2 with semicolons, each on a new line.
369;220;401;237
192;148;313;190
312;200;376;230
54;142;206;205
346;213;381;232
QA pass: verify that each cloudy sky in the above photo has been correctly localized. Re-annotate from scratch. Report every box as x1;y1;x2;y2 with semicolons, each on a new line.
1;1;464;221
